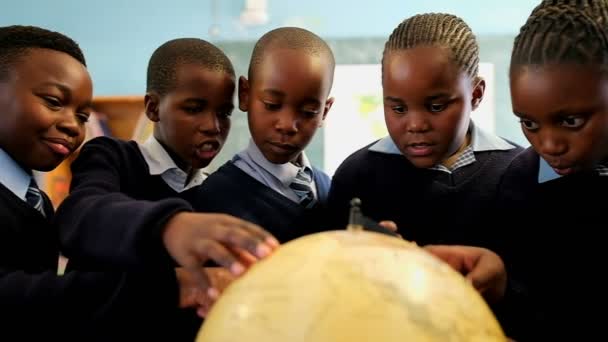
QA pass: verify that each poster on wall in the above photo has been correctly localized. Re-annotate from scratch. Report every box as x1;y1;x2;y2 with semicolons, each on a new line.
323;63;495;176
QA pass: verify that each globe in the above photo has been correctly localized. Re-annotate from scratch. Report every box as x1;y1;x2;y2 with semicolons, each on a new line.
196;229;507;341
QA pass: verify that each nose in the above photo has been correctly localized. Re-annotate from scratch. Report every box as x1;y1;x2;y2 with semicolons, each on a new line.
56;111;83;138
406;111;431;133
538;130;568;157
199;112;222;135
274;109;298;135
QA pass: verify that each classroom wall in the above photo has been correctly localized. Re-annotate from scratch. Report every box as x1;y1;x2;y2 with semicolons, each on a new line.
1;0;536;170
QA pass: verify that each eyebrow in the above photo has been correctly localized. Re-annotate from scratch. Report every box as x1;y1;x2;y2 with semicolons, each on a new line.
263;89;286;98
515;105;599;120
426;92;452;101
41;81;71;97
263;89;321;105
384;96;403;103
41;82;93;109
182;98;207;104
548;107;596;117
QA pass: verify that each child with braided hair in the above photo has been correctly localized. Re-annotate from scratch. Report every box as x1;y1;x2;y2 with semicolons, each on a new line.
327;13;522;258
423;1;608;340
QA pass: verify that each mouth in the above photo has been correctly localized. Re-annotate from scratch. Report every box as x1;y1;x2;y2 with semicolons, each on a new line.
546;160;577;176
405;142;435;157
42;137;74;156
195;140;221;160
551;165;576;176
268;141;298;154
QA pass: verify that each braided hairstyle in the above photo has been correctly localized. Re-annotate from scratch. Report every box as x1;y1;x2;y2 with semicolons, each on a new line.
511;0;608;70
383;13;479;78
146;38;235;97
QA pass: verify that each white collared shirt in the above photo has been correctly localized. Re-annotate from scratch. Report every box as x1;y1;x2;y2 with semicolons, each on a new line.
138;136;208;193
0;148;33;201
368;121;516;173
232;139;317;203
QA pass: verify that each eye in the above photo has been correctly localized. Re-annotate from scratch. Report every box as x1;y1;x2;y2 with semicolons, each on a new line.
561;116;586;128
428;103;447;113
43;96;62;108
183;106;204;114
519;119;539;131
301;108;320;117
264;102;281;111
76;112;90;123
392;105;406;114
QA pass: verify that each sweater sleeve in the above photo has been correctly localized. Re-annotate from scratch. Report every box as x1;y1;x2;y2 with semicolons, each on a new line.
488;150;540;341
55;137;190;268
0;265;180;339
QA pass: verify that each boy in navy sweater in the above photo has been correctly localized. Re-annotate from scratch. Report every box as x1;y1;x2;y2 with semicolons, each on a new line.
54;38;278;337
195;27;335;243
426;1;608;340
0;25;265;341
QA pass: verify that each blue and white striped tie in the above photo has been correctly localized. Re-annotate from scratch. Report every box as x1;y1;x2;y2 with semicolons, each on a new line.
26;179;46;217
289;167;316;208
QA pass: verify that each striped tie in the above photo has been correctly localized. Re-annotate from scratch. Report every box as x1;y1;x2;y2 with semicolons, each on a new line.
26;179;46;217
289;167;316;208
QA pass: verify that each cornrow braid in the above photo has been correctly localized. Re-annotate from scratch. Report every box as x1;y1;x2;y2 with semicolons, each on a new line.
383;13;479;78
511;0;608;70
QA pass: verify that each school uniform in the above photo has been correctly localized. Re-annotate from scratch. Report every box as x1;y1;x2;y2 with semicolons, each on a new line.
0;147;181;341
194;139;331;243
495;147;608;341
327;121;523;247
56;135;205;267
54;135;206;340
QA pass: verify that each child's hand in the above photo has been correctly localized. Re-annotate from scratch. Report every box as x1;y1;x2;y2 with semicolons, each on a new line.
175;267;237;317
163;212;279;291
424;245;507;303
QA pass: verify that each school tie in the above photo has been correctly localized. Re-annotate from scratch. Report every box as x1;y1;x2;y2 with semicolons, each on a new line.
289;167;316;208
25;179;46;217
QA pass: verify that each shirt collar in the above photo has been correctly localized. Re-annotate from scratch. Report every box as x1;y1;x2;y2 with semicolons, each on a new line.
0;148;32;200
369;121;516;155
238;139;312;187
139;135;181;176
538;157;608;183
138;135;207;191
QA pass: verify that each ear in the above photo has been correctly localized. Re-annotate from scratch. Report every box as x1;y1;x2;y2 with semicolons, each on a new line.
471;77;485;111
238;76;250;112
144;92;160;122
319;97;335;127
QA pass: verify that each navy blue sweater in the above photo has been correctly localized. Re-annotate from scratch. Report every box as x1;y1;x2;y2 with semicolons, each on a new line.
55;136;200;268
193;161;331;243
54;136;203;340
327;142;523;247
495;147;608;341
0;183;181;341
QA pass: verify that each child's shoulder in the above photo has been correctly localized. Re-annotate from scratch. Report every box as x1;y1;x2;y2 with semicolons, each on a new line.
342;139;391;165
500;147;540;187
72;136;146;171
80;136;140;154
334;138;406;178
